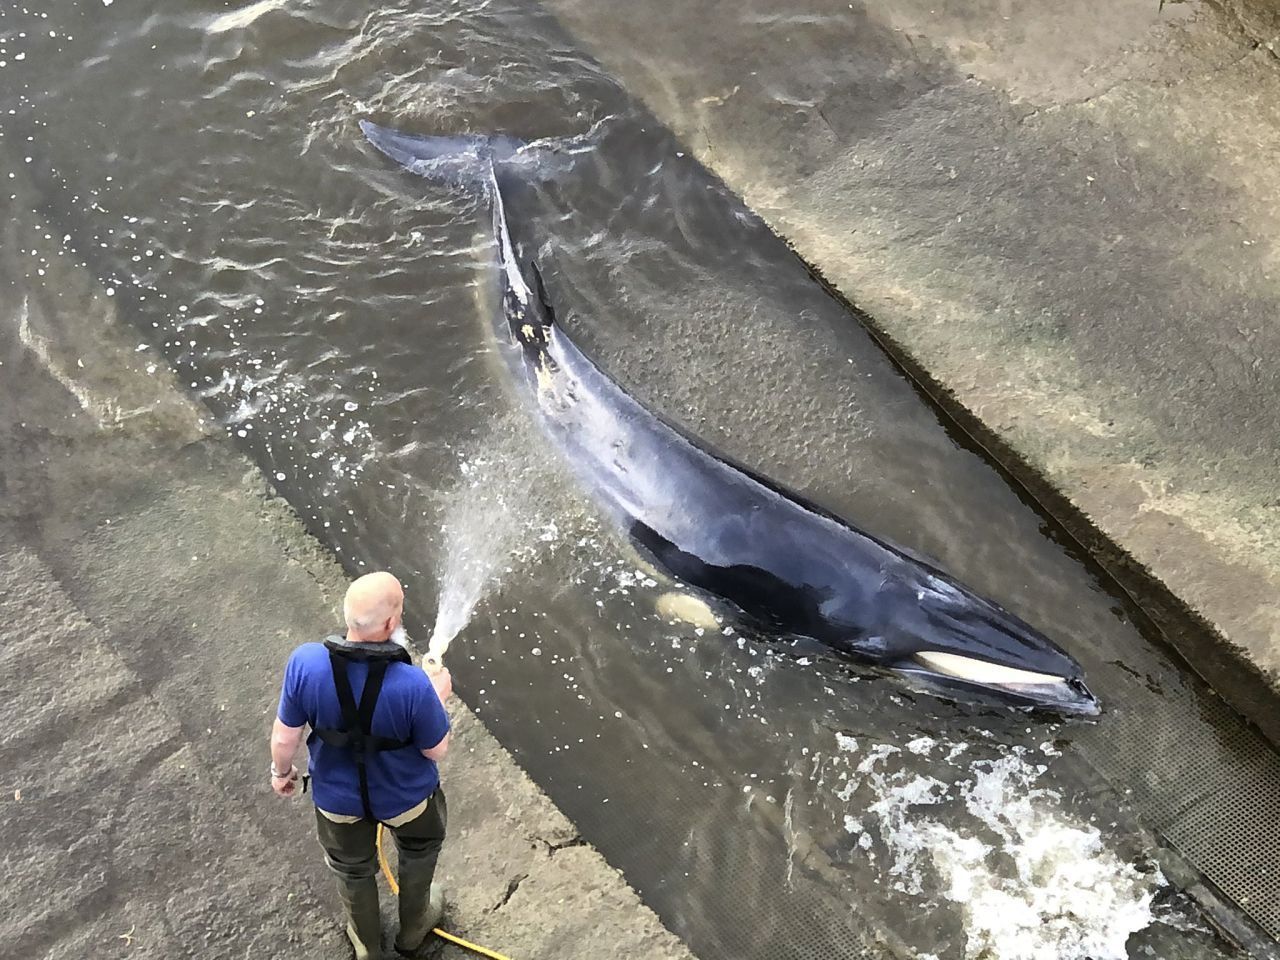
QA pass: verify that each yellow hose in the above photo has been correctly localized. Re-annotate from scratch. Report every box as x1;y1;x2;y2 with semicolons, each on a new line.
377;822;514;960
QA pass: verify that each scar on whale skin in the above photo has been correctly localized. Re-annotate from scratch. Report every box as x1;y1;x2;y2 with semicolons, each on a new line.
534;358;556;394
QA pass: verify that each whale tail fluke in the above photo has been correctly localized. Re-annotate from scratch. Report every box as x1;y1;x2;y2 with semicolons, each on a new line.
359;118;600;191
359;120;519;189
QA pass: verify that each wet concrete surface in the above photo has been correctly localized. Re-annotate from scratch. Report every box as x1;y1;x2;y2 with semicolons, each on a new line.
542;0;1280;740
0;170;692;960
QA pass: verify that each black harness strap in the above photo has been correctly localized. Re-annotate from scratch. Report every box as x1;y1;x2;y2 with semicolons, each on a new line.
313;637;413;822
356;657;391;743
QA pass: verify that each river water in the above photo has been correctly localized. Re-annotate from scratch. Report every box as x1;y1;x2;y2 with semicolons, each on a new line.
2;1;1272;958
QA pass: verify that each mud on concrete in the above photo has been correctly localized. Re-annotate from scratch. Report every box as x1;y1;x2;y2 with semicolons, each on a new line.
0;157;692;959
542;0;1280;744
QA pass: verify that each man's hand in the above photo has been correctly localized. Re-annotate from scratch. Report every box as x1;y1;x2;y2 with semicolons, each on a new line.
270;718;305;798
428;666;453;704
271;765;299;798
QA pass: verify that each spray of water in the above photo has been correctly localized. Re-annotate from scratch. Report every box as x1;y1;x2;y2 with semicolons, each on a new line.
424;438;565;665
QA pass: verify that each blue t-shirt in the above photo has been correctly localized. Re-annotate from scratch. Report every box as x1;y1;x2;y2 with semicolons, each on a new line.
277;642;450;822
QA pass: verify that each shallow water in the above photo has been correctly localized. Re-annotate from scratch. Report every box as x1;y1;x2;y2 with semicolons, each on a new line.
0;1;1268;957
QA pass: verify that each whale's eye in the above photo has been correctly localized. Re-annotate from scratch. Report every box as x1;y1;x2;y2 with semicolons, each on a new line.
913;651;1062;686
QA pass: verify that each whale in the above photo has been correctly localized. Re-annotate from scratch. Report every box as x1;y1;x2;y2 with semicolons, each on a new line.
360;119;1100;717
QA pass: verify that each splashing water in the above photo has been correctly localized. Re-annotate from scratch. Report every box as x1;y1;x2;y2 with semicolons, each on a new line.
425;446;563;664
833;737;1163;960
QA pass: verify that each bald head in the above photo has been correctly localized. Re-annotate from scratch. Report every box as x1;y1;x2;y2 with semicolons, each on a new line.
343;571;404;642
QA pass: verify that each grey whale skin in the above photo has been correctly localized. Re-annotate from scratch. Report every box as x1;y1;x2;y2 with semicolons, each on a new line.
360;120;1100;717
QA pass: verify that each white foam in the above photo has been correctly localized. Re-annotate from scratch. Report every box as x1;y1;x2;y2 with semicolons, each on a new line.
835;738;1162;960
906;735;936;756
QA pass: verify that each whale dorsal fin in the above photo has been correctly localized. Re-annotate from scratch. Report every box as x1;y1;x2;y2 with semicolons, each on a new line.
528;260;558;331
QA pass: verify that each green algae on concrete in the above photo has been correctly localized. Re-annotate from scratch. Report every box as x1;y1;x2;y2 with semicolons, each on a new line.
543;0;1280;740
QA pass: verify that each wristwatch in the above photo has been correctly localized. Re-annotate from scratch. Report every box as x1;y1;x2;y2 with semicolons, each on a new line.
270;763;297;780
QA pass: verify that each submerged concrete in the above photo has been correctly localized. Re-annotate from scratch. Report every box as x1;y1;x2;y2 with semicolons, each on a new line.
0;160;692;959
544;0;1280;740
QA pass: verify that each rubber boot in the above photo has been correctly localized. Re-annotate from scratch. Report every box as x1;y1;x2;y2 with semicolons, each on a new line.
393;860;445;957
335;875;382;960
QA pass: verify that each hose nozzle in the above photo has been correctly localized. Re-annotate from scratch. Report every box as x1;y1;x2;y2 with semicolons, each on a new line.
423;631;451;676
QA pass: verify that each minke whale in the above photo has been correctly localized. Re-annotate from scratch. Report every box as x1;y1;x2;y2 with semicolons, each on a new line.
360;119;1100;717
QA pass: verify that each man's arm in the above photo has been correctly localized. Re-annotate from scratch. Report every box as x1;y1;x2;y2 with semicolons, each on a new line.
270;717;306;796
271;650;310;797
421;733;450;762
419;666;452;762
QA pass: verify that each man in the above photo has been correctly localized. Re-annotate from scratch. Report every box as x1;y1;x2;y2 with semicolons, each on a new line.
270;571;453;960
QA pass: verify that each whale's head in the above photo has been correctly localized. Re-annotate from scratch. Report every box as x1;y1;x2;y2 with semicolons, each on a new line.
869;574;1100;716
893;648;1099;716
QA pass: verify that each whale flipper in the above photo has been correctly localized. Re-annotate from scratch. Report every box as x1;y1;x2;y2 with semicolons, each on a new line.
656;592;720;631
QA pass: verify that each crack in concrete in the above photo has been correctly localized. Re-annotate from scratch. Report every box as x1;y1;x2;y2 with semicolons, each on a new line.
534;834;587;857
489;873;529;913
